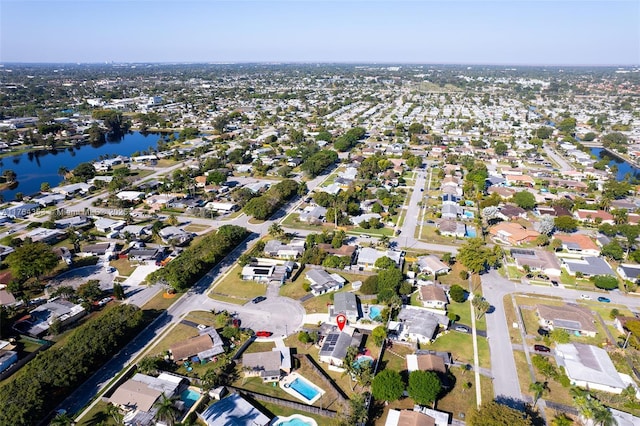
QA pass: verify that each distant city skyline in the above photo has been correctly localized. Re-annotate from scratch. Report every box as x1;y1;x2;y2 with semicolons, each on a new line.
1;1;638;65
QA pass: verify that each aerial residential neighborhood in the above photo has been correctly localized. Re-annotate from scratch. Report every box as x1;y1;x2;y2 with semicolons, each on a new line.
0;2;639;426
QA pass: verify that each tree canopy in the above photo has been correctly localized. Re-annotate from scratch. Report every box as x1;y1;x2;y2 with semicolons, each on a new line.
371;369;404;402
457;238;502;274
512;191;536;210
6;241;59;282
407;370;441;406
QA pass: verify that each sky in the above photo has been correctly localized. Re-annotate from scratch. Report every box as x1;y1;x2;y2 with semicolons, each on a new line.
1;0;639;65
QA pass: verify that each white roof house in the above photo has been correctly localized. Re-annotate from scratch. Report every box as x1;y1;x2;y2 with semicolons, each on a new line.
356;247;403;270
555;343;637;395
116;191;145;201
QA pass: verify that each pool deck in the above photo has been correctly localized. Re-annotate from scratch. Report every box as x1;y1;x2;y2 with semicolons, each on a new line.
279;372;325;405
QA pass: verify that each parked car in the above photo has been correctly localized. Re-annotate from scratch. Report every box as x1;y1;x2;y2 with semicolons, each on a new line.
454;325;470;333
251;296;266;304
597;297;611;303
580;294;592;300
534;344;551;353
551;280;559;287
255;331;272;338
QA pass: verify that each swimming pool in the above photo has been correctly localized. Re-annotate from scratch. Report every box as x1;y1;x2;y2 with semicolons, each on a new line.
353;355;374;368
180;388;200;410
466;228;477;238
273;414;318;426
369;306;382;321
289;378;320;401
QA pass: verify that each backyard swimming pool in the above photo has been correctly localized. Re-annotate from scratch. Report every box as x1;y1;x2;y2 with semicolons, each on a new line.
180;388;200;410
273;414;318;426
289;378;320;401
369;306;382;321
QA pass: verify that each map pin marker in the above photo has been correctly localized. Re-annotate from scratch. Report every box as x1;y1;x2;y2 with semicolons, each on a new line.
336;314;347;331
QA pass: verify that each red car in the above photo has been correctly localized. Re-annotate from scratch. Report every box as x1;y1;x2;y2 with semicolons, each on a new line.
255;331;272;338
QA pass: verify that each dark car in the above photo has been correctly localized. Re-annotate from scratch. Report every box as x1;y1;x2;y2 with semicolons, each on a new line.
534;344;551;353
597;297;611;303
251;296;266;304
551;280;559;287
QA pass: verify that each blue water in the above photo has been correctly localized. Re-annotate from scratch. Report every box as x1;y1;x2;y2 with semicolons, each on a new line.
180;389;200;409
463;211;474;218
369;306;382;321
290;378;320;401
276;419;314;426
0;131;172;200
590;147;640;181
466;228;477;238
353;355;374;368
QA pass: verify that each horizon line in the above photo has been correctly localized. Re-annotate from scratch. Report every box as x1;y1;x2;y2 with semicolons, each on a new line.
1;61;639;68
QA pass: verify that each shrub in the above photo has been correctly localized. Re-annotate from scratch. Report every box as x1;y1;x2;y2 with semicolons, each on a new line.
593;275;619;290
449;284;466;303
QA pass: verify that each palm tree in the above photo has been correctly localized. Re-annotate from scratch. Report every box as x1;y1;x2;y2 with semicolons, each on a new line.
529;381;550;404
551;413;573;426
593;407;616;426
57;166;69;179
105;403;124;425
268;223;284;239
378;234;390;248
167;214;179;227
49;412;74;426
153;394;180;426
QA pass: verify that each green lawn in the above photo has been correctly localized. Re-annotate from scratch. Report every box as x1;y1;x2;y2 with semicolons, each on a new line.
109;258;137;277
209;264;267;304
349;226;394;237
435;367;494;422
76;400;118;426
253;400;340;425
147;323;199;356
428;331;491;369
183;224;210;233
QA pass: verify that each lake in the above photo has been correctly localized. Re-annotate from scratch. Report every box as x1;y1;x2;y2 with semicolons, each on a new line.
589;147;640;182
0;131;169;200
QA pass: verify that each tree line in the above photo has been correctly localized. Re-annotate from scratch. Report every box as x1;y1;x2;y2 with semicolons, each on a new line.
0;304;146;426
243;179;301;220
147;225;248;291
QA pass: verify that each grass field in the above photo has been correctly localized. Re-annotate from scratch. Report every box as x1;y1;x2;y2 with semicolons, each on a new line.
183;224;210;233
209;264;267;304
427;331;491;369
109;258;137;277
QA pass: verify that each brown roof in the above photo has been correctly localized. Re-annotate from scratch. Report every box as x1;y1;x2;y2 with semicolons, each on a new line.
109;379;161;412
537;304;597;333
555;233;599;252
398;411;435;426
419;286;448;304
0;289;16;306
413;354;446;373
575;209;613;222
489;222;540;244
170;334;214;361
488;186;516;198
317;243;357;257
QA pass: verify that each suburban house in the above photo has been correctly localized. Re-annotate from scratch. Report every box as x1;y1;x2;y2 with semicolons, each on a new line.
397;306;449;344
574;209;615;225
489;222;540;245
330;291;360;323
537;304;597;337
205;202;238;213
406;353;447;374
128;248;163;262
498;204;527;221
299;205;327;223
263;239;305;259
305;269;347;296
418;285;448;311
0;340;18;374
158;226;193;246
505;174;535;187
116;190;145;202
0;289;16;306
510;248;562;277
319;329;363;367
317;243;357;263
23;228;65;244
385;407;450;426
94;217;126;233
52;183;93;197
241;260;293;284
13;298;86;337
438;219;466;238
241;347;291;382
169;329;224;362
82;242;113;256
54;215;91;229
110;372;188;425
199;393;271;426
561;256;615;277
555;233;601;256
617;264;640;281
537;205;572;217
416;255;450;276
356;247;404;270
555;343;638;396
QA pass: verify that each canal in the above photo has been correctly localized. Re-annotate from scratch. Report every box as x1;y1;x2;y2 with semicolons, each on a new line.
589;147;640;182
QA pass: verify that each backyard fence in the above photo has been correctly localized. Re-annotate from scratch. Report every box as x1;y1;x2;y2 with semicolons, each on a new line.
227;386;338;418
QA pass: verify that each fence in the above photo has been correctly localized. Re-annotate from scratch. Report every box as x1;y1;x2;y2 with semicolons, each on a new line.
299;354;349;403
0;337;52;381
226;386;337;418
